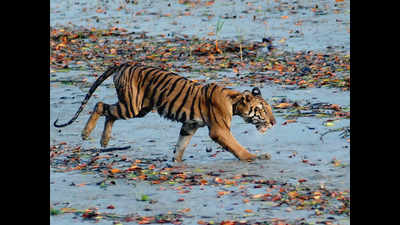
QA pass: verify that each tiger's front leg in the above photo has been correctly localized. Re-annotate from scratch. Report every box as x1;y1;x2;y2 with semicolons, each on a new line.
208;126;257;161
173;123;199;162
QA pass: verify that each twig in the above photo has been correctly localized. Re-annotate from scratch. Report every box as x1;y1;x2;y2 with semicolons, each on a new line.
84;146;131;153
319;126;350;143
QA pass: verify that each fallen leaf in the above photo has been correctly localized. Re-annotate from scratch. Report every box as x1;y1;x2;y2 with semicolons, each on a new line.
138;217;154;224
282;119;296;125
200;179;208;185
110;168;121;174
325;122;335;127
178;208;191;213
214;177;223;183
273;102;291;109
298;178;307;183
218;191;230;196
60;207;78;213
251;194;265;199
329;104;341;111
220;221;235;225
288;191;298;199
271;194;281;201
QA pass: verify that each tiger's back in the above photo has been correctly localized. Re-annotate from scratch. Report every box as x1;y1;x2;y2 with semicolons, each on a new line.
112;64;231;126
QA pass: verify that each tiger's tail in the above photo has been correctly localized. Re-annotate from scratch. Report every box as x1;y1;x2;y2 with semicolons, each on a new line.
53;64;123;128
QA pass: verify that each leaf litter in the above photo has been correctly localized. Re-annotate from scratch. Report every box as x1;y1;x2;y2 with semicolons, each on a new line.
51;140;349;224
50;26;350;91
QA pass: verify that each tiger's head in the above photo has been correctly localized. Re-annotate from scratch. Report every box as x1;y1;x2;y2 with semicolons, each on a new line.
233;87;276;134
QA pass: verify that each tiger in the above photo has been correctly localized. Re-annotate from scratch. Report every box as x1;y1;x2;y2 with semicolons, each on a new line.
54;63;276;162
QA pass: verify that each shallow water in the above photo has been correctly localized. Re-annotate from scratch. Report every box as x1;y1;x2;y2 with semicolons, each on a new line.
50;0;349;53
50;0;349;224
50;82;349;224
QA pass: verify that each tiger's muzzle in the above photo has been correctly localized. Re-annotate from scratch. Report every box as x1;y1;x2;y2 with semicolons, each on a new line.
244;117;276;134
256;122;273;134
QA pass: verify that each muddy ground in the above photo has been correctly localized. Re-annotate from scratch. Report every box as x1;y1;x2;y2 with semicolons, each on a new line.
50;0;350;224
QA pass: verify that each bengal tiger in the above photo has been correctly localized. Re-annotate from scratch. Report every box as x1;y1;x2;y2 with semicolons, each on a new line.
54;63;276;162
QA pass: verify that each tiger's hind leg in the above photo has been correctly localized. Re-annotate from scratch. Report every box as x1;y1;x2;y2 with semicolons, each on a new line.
173;123;199;162
82;102;106;141
82;101;125;147
100;117;116;147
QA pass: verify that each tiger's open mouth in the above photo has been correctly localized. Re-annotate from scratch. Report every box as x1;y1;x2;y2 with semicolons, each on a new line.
256;123;273;134
243;117;274;134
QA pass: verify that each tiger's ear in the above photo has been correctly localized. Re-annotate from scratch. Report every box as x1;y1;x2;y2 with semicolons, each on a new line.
229;92;244;103
252;87;261;96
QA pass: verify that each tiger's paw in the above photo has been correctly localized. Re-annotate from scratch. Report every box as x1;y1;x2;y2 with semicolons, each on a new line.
172;157;184;163
81;133;89;140
255;153;271;160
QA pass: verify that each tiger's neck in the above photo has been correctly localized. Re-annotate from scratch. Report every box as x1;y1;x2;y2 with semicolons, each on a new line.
227;90;243;116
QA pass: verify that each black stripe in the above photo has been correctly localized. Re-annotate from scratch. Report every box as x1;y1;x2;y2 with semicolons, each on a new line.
104;104;110;117
135;66;144;86
175;84;192;121
133;66;145;97
140;69;162;108
189;86;201;120
155;77;175;107
208;89;218;124
121;102;130;119
117;103;124;119
222;119;230;130
148;73;171;107
115;66;130;116
136;68;159;108
127;66;140;116
191;82;197;95
198;86;206;122
208;84;218;103
167;80;188;119
166;77;185;97
156;88;168;107
248;107;253;116
203;84;210;98
138;68;159;90
203;84;211;110
121;100;132;118
210;108;218;124
179;126;190;136
158;76;174;92
179;112;187;123
157;102;167;115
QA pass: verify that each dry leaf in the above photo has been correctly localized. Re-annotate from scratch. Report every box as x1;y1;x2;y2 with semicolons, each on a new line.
282;119;297;125
274;102;291;109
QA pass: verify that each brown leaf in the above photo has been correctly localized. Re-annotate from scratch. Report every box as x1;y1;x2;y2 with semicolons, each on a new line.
282;119;297;125
273;102;292;109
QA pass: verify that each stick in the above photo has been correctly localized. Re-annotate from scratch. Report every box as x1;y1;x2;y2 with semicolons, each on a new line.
319;126;350;143
84;146;131;153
